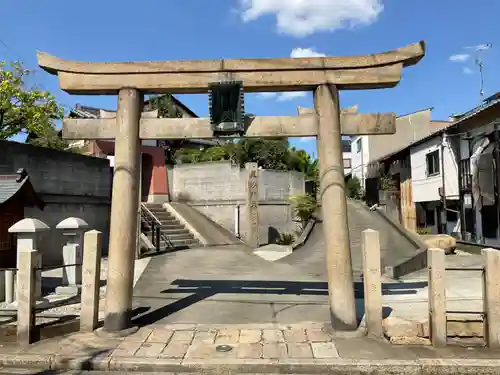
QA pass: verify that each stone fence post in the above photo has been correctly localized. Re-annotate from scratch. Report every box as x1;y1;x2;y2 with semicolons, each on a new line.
428;248;447;347
17;248;39;345
482;248;500;348
0;270;4;302
8;218;50;306
80;230;102;332
56;217;89;295
361;229;383;337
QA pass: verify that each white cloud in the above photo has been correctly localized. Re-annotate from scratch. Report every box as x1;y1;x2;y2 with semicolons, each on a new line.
257;92;277;99
466;43;492;52
298;137;315;142
290;47;326;58
238;0;383;37
449;54;470;62
463;67;474;75
258;47;325;101
277;92;306;101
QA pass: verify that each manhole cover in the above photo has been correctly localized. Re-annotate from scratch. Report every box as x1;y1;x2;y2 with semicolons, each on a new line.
215;344;233;352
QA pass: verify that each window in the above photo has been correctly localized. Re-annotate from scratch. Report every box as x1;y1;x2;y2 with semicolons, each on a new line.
426;150;440;176
355;138;362;153
425;208;435;226
343;159;352;168
342;140;351;153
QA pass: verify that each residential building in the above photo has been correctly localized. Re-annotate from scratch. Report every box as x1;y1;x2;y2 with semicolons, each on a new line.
342;138;352;176
362;92;500;243
447;92;500;245
409;132;459;234
350;108;449;188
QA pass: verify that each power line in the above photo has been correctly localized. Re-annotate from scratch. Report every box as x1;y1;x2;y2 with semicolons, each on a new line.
0;36;23;61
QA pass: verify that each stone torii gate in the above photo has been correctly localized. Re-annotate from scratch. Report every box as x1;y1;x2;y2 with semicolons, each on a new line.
37;41;425;333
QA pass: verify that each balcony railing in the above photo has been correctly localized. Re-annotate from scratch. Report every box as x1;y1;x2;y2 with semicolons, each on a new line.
459;159;472;193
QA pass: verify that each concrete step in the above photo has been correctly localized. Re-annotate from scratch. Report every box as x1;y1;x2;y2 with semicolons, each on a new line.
144;228;191;236
143;230;196;241
158;222;184;229
153;211;173;218
162;238;200;247
161;228;191;235
162;233;195;241
159;218;178;225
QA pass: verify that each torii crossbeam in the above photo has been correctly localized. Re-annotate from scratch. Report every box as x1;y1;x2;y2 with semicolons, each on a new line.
38;41;425;334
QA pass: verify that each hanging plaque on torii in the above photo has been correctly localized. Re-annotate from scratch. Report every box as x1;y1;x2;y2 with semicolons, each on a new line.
37;41;425;334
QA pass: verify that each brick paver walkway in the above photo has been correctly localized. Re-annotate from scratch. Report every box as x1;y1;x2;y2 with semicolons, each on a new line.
2;322;500;374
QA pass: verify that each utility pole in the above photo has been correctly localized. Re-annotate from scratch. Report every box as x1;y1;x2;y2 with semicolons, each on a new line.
470;43;492;101
475;56;485;99
441;133;448;234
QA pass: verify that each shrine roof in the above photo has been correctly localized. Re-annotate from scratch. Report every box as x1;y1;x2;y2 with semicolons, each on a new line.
0;171;44;209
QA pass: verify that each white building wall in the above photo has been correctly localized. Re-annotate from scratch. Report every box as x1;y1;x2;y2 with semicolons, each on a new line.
350;136;370;187
343;151;352;175
410;135;459;203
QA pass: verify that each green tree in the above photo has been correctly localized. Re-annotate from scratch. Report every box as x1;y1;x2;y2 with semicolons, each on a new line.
175;148;203;164
147;94;184;165
201;146;229;162
232;138;290;170
0;61;63;139
147;94;182;118
289;193;319;229
346;176;364;199
26;127;69;151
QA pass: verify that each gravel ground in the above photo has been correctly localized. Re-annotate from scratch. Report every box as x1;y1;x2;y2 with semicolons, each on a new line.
0;256;150;325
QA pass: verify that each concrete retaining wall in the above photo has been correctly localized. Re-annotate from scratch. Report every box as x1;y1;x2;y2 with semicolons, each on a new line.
168;161;305;245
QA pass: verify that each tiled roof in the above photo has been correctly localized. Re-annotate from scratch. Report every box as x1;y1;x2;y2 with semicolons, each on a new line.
0;171;44;208
0;175;28;204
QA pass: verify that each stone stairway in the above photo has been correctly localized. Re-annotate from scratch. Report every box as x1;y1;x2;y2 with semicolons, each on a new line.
141;203;201;252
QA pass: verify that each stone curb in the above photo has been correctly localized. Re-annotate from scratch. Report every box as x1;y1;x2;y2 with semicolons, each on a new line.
3;354;500;374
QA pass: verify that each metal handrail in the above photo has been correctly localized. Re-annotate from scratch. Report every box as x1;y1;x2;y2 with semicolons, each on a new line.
140;203;162;226
139;203;174;252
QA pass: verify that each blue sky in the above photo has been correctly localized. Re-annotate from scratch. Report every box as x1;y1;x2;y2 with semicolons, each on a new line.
1;0;499;156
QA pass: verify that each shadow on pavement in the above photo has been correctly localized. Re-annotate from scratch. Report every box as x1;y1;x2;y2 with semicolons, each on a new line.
132;279;427;326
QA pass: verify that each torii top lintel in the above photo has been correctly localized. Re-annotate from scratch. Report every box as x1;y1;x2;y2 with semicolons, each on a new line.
37;41;425;95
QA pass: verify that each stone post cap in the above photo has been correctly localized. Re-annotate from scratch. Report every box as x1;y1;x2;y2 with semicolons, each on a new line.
56;217;89;230
482;248;497;253
85;229;102;235
8;218;50;233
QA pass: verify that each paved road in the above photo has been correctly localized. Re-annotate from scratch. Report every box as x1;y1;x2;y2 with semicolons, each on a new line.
131;200;421;326
132;244;335;325
279;200;421;278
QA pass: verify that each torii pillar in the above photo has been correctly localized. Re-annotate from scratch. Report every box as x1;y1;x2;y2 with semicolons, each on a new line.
315;85;356;328
37;41;425;333
104;89;143;332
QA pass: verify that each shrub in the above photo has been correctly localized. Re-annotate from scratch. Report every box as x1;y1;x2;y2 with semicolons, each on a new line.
289;193;318;228
278;232;295;245
346;176;364;199
417;227;432;235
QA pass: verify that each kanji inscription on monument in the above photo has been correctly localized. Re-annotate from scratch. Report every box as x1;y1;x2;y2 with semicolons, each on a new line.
246;162;259;248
